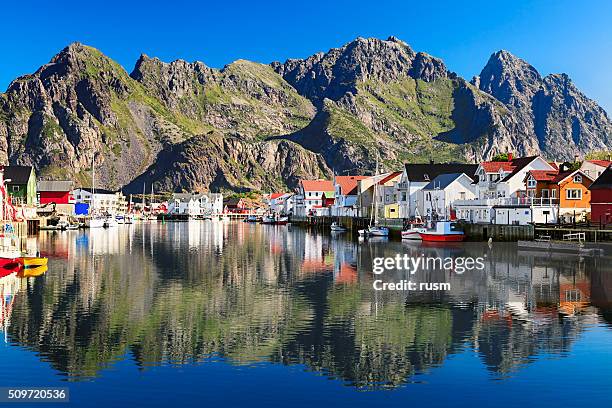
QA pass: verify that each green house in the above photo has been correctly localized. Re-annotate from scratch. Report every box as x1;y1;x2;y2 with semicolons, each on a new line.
4;166;37;205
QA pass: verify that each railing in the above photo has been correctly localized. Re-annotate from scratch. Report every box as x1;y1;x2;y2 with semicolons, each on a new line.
563;232;585;243
454;197;559;207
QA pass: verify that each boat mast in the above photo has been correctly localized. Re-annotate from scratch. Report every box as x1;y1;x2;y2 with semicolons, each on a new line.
373;153;380;226
91;156;96;215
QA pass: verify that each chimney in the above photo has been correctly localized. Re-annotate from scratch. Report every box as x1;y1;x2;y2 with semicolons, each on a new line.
507;152;513;161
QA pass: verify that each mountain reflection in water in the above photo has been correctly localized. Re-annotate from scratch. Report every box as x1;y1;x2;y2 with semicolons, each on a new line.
2;222;612;389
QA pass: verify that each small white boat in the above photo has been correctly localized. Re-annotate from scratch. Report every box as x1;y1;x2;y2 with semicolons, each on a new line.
401;224;426;240
104;217;119;228
358;225;389;237
330;222;347;232
85;217;105;228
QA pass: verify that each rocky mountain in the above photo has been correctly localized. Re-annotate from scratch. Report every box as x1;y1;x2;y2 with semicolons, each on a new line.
0;38;610;192
474;50;612;160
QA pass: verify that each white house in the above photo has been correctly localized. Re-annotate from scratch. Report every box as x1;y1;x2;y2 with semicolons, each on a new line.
454;156;558;224
294;180;334;217
265;193;294;215
416;173;477;220
72;188;127;214
395;162;478;219
331;176;368;217
167;192;223;217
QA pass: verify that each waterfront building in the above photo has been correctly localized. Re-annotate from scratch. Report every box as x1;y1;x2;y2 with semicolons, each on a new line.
454;155;557;224
416;173;477;220
395;162;478;218
589;166;612;226
265;193;294;215
3;165;37;206
168;193;223;216
71;188;128;215
581;159;612;179
331;176;367;217
37;180;75;214
294;179;334;217
223;197;249;214
524;167;594;223
355;172;401;219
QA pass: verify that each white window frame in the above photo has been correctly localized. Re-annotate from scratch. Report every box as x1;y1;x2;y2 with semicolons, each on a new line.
526;176;536;189
574;174;582;183
566;189;582;200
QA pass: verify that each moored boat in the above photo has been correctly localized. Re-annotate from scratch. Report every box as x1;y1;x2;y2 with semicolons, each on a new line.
275;216;289;225
419;221;465;242
330;222;347;232
21;256;48;268
401;223;426;240
358;225;389;237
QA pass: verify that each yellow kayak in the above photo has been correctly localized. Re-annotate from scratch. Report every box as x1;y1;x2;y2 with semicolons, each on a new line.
22;257;48;268
19;265;48;277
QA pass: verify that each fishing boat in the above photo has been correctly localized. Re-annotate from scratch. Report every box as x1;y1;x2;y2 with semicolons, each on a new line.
0;232;22;272
330;221;347;232
275;216;289;225
419;220;465;242
261;214;275;224
401;223;426;240
244;215;259;223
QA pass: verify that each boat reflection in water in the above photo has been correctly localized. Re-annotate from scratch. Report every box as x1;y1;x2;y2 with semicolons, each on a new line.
2;222;612;402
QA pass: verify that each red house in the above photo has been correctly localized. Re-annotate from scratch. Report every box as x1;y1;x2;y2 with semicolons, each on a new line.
589;166;612;226
37;180;74;204
224;197;248;214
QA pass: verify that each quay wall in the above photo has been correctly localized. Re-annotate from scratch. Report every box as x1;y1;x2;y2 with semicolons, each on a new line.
290;216;534;242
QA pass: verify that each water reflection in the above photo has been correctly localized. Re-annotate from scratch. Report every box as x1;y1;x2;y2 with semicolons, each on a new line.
4;222;612;387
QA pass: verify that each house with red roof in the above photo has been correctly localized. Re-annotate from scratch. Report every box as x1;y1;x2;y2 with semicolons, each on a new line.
581;159;612;180
454;155;559;224
295;179;335;217
589;166;612;226
265;192;294;215
331;175;368;217
524;165;594;223
357;172;403;218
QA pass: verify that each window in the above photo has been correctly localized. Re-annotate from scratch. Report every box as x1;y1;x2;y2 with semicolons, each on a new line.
551;189;556;198
566;189;582;200
459;192;466;200
573;174;582;183
12;185;19;192
526;176;536;188
541;189;549;198
401;192;407;201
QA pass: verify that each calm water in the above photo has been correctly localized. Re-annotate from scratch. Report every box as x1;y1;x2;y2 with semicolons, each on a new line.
1;222;612;407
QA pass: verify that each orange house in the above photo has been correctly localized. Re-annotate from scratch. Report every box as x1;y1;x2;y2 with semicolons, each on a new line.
525;168;593;222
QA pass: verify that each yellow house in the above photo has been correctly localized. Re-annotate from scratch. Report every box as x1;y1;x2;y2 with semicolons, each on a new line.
384;203;400;218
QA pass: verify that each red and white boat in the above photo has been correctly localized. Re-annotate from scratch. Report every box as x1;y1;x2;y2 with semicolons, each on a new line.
401;223;426;240
419;221;465;242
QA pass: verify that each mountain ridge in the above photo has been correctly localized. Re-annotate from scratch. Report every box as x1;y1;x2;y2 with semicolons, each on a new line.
1;38;610;193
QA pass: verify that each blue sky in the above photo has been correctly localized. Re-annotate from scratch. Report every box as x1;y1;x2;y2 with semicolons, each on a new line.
1;0;611;112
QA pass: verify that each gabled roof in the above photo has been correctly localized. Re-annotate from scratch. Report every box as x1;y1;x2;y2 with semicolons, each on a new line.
526;170;558;182
335;175;368;195
588;160;612;168
423;173;471;190
74;187;117;195
37;180;73;192
224;197;245;206
269;192;288;200
404;163;478;182
481;161;515;173
589;166;612;190
376;171;403;186
500;156;541;182
300;179;335;192
3;166;34;185
550;169;593;184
